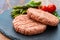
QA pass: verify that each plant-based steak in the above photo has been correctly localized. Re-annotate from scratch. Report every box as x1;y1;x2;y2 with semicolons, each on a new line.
27;8;59;26
13;15;46;35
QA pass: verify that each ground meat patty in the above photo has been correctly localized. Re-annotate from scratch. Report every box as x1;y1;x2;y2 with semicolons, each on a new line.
27;8;59;26
13;15;46;35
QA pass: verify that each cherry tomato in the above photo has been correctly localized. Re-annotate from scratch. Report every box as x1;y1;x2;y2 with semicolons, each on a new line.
38;5;48;11
47;4;56;13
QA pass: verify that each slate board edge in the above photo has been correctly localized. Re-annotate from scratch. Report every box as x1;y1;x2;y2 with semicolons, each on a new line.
0;27;19;40
0;9;20;40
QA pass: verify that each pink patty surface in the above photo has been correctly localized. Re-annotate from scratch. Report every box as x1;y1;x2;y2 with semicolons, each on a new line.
13;15;46;35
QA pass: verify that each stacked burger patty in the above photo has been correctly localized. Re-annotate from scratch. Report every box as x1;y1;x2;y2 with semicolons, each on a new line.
13;8;59;35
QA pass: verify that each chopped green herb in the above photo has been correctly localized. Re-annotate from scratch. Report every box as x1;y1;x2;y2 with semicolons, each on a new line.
53;11;60;20
11;0;41;18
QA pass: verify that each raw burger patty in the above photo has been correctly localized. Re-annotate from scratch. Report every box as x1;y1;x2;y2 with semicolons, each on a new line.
13;15;46;35
27;8;59;26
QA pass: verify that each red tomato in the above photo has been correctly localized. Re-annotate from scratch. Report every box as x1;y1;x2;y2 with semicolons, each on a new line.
47;4;56;13
38;5;48;11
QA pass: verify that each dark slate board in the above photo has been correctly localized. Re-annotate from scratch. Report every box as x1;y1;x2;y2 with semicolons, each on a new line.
0;9;60;40
0;1;60;40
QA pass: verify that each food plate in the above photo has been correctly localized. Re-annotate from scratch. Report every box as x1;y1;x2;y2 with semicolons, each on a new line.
0;8;60;40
